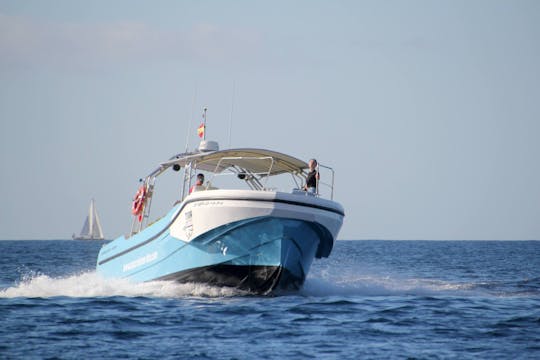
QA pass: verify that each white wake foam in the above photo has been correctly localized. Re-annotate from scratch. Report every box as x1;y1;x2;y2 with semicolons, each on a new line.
0;272;245;299
301;273;475;297
0;268;486;299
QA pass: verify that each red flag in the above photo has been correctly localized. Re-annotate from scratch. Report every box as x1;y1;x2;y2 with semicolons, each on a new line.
197;123;205;138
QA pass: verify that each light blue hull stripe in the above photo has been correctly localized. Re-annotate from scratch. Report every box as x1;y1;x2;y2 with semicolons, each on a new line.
97;214;332;287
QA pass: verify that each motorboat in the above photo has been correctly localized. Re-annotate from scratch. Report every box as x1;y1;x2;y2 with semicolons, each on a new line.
73;199;105;240
96;139;344;294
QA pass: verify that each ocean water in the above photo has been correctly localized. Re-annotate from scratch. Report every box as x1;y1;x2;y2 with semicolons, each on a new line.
1;240;539;359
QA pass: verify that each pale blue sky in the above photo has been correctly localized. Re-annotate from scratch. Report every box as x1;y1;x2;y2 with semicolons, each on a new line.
1;0;539;240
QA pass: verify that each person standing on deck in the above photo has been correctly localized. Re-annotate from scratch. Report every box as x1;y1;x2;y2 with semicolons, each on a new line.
303;159;320;194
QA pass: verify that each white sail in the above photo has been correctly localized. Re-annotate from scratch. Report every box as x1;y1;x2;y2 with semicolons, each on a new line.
80;216;91;236
74;199;104;240
90;199;104;239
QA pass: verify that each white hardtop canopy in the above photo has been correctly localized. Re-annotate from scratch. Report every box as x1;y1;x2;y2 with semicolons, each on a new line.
131;146;334;235
158;148;309;177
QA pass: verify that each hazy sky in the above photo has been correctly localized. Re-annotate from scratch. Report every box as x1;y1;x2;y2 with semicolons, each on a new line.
1;0;539;240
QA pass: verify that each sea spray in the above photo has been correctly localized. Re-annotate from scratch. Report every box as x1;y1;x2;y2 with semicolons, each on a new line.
0;271;246;299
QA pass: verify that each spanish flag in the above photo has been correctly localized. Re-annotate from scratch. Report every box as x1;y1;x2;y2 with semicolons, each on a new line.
197;123;205;138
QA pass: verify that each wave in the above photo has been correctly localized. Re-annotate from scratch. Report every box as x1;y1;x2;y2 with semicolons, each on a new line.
300;273;540;298
300;275;469;297
1;272;463;299
2;270;538;299
0;271;246;299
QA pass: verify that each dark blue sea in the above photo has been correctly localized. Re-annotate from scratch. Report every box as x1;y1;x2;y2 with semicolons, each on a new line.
1;240;539;359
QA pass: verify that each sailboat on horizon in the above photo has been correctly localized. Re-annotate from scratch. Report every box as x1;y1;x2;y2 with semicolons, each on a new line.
73;199;105;240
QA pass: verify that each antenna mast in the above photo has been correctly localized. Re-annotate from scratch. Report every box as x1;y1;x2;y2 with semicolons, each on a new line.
228;81;236;148
185;85;198;152
202;107;208;140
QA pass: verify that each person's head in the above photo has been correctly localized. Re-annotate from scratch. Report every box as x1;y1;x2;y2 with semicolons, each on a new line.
196;173;204;185
308;159;317;170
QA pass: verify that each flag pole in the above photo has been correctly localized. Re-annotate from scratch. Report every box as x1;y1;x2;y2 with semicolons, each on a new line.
203;107;207;140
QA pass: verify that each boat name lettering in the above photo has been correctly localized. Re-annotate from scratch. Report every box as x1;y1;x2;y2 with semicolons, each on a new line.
123;251;158;272
193;200;224;207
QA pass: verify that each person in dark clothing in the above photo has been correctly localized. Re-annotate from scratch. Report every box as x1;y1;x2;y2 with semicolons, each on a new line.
303;159;320;194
